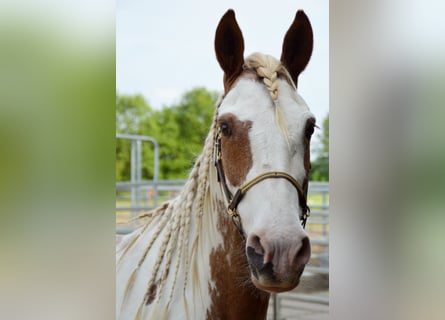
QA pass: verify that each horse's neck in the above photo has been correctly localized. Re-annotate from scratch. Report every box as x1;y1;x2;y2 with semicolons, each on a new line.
205;197;270;319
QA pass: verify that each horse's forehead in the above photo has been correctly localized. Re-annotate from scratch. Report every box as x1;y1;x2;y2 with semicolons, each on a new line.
219;76;309;123
219;78;271;120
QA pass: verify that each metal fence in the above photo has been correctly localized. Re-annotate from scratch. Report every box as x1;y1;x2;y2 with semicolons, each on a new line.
116;181;328;236
116;179;180;233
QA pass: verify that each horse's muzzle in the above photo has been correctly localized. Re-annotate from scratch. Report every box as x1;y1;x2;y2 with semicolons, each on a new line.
246;235;311;293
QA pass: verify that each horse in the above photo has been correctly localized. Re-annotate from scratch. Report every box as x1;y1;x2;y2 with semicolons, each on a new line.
116;9;315;319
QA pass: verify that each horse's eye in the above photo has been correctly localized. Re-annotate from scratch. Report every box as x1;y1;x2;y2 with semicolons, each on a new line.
220;121;232;137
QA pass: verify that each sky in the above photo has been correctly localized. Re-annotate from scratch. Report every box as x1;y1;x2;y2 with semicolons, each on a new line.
117;0;329;126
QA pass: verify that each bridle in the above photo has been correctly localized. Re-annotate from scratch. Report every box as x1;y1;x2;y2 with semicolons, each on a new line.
213;121;310;240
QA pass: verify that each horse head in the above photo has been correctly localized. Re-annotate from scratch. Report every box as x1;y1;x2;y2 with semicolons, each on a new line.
214;9;315;293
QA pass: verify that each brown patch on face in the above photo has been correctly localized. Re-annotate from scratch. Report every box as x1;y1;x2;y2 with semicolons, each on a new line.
206;201;270;319
218;113;253;187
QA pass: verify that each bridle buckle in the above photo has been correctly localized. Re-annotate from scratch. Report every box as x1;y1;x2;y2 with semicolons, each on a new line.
226;207;238;217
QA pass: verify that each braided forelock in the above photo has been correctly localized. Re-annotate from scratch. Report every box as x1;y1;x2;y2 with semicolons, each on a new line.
244;53;295;145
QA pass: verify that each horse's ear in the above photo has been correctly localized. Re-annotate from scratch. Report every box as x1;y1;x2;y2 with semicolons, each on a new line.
215;9;245;92
280;10;313;87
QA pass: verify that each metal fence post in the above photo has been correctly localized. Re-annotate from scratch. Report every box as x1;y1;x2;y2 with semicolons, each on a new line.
130;140;137;218
117;134;160;219
272;293;278;320
153;138;159;207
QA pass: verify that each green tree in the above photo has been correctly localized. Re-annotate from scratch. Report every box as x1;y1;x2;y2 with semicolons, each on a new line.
116;94;153;134
115;93;154;181
115;88;218;181
154;87;218;179
310;113;329;181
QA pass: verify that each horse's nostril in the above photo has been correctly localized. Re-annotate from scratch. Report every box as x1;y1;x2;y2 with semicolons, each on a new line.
246;234;266;280
246;234;266;271
246;246;263;280
246;247;263;268
246;234;277;281
246;246;275;281
293;236;311;267
247;234;264;256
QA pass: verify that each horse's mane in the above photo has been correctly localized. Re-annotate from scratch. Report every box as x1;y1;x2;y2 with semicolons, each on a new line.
116;105;219;316
117;52;294;318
